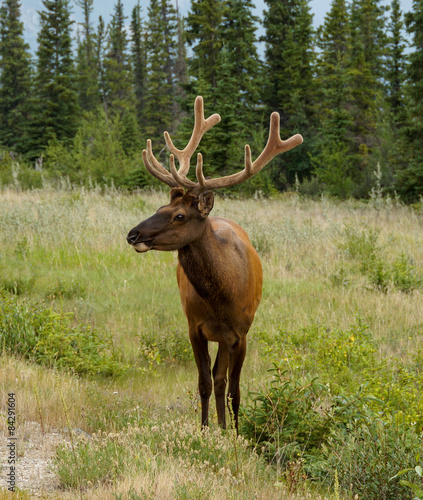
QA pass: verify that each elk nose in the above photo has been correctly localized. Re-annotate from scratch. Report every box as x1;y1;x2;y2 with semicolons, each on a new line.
126;231;139;245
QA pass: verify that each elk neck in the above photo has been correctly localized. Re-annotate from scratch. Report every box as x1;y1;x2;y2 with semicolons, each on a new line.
177;218;232;304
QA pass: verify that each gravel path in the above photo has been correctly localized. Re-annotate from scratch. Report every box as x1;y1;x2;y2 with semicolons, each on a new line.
1;421;66;497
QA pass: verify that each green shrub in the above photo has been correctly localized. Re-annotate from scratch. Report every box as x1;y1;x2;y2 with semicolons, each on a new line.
0;293;129;376
338;224;381;273
259;320;378;392
241;367;379;467
241;367;422;499
391;253;422;293
259;320;423;430
368;259;390;292
391;465;423;499
316;417;422;500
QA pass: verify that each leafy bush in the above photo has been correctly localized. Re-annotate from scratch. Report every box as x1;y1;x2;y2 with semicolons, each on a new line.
258;320;423;430
391;465;423;499
43;110;153;190
368;258;390;292
241;368;423;499
241;367;378;468
391;253;423;293
259;320;378;392
329;263;350;287
317;417;422;500
0;293;129;376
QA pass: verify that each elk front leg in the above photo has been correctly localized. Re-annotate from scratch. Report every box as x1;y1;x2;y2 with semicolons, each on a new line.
212;343;229;428
228;337;247;431
189;328;212;427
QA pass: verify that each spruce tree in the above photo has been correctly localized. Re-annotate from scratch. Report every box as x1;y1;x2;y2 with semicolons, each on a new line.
143;0;177;144
262;0;315;188
185;0;224;90
75;0;100;112
173;2;189;112
130;2;146;129
313;0;356;197
103;0;134;114
347;0;387;195
394;0;423;200
0;0;32;153
95;16;108;110
220;0;261;125
386;0;406;120
379;0;407;189
30;0;79;156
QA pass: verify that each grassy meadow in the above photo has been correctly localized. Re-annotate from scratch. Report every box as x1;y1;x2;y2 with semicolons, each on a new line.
1;186;423;499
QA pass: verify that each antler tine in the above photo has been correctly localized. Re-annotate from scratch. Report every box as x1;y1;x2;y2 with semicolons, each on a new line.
191;112;303;194
253;112;303;168
169;154;197;189
165;96;221;179
142;140;179;188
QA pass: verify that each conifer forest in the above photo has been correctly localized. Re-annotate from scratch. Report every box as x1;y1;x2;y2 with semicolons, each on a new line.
0;0;423;201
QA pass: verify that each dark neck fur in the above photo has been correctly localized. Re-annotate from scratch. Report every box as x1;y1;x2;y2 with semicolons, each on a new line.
178;224;229;303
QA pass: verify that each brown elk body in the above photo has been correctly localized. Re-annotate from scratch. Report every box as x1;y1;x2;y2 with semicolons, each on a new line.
127;97;302;429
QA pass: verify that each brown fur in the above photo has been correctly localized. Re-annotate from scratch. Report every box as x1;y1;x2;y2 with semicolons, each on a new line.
127;191;262;429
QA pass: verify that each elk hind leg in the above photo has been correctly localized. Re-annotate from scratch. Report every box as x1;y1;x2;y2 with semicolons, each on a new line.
212;343;229;428
228;338;247;431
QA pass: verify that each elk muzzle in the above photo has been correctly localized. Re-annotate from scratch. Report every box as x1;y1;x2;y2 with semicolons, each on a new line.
127;210;172;253
126;227;153;253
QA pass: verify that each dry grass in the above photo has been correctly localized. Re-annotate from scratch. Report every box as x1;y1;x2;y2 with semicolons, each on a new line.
1;187;423;498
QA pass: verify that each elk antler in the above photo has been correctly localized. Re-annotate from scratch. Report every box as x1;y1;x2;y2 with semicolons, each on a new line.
142;96;221;189
142;96;303;193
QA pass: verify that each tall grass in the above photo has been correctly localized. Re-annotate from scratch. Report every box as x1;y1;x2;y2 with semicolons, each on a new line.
1;187;423;498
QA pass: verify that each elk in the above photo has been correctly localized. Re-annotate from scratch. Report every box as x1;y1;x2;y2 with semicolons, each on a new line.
127;96;303;430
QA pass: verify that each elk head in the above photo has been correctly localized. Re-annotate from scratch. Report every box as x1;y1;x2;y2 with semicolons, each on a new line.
126;96;303;250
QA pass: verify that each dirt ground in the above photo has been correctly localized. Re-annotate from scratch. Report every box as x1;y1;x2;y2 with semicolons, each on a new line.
0;421;65;498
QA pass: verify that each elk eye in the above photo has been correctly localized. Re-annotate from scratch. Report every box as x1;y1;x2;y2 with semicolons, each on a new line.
174;214;185;222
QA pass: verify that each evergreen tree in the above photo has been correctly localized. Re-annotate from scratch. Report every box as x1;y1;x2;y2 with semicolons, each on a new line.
347;0;387;195
0;0;32;153
185;0;224;90
312;0;357;197
130;2;147;129
378;0;407;189
103;0;134;114
173;1;189;112
75;0;100;112
386;0;406;120
206;0;262;180
262;0;315;188
143;0;178;144
95;16;108;110
394;0;423;200
30;0;79;156
220;0;261;124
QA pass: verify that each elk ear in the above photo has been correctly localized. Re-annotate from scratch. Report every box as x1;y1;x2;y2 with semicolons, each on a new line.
198;191;214;218
170;187;185;202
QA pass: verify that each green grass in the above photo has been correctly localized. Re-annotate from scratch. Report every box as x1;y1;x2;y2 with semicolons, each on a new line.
1;187;423;499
